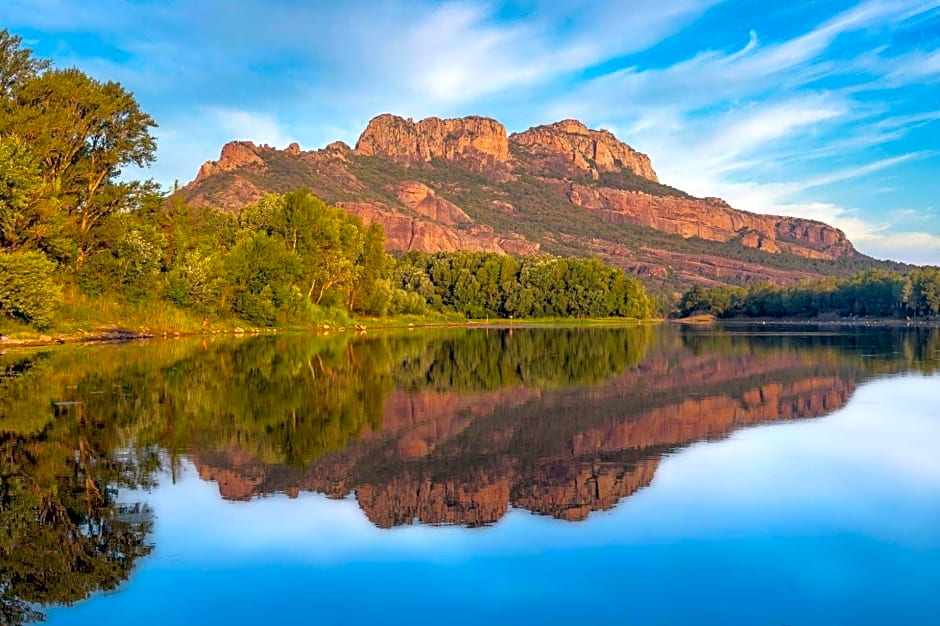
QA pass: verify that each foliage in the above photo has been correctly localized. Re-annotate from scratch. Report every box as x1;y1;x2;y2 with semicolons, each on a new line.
0;250;60;329
0;59;159;264
677;267;940;319
0;30;49;95
0;136;44;251
225;231;302;326
395;251;651;319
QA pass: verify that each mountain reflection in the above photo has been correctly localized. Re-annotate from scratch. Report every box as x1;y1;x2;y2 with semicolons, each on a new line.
1;325;938;623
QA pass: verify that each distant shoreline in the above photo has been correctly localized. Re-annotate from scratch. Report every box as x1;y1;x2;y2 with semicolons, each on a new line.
676;315;940;328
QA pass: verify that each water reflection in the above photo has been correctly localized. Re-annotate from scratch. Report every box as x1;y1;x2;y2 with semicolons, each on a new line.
1;325;938;623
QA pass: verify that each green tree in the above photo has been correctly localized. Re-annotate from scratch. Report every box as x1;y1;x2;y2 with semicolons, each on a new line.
240;191;369;308
0;29;49;95
1;66;158;263
0;250;60;329
225;232;302;326
906;267;940;316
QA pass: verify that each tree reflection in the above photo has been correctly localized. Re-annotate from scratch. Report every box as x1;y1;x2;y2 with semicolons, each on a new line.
1;402;154;625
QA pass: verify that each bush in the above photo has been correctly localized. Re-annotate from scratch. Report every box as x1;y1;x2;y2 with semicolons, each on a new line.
0;250;60;329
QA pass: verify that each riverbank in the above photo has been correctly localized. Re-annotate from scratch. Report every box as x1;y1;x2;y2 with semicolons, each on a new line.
9;312;939;349
0;313;661;348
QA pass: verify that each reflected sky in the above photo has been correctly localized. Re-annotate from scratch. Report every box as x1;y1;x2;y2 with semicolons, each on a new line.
45;375;940;626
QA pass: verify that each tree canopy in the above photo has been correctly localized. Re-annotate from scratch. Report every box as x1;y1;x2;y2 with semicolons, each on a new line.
677;268;940;320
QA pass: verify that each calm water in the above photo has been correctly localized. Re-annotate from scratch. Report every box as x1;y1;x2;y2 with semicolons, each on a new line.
1;325;938;625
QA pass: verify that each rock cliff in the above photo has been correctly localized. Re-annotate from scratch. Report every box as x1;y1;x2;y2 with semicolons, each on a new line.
355;114;510;172
511;119;658;181
559;182;854;258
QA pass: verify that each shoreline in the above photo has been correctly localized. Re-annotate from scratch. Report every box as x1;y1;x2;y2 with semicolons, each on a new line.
1;317;658;348
3;315;938;349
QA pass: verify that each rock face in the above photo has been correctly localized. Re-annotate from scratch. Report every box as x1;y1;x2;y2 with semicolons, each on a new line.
195;141;267;181
392;181;471;225
511;119;658;181
355;114;510;172
176;112;872;288
559;182;854;258
339;201;539;255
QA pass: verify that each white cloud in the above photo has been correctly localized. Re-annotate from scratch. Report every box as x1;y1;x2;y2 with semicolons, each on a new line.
855;231;940;264
693;98;846;170
624;99;921;211
802;153;930;189
545;0;927;123
207;108;293;149
125;108;294;189
770;202;940;264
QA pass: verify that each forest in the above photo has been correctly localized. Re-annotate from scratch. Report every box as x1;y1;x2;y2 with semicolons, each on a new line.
678;267;940;319
0;30;651;333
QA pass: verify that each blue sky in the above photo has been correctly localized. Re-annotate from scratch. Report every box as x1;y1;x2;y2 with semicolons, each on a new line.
2;0;939;264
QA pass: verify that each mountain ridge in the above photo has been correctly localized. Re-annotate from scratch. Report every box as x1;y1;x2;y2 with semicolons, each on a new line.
178;113;891;288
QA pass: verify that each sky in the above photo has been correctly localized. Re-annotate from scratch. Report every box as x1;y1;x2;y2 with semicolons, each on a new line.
2;0;940;264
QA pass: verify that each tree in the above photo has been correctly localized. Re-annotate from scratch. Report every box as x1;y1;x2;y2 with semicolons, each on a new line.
348;222;390;314
906;267;940;316
240;191;387;310
0;29;49;96
225;232;302;326
0;66;158;263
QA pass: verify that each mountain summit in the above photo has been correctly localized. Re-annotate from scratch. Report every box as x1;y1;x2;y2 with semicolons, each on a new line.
178;113;875;287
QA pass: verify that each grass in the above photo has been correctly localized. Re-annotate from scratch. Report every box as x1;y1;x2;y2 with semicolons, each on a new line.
353;313;659;331
1;292;661;344
1;286;258;342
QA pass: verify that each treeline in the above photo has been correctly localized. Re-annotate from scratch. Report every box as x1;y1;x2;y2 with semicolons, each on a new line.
679;268;940;319
395;251;652;319
0;30;651;331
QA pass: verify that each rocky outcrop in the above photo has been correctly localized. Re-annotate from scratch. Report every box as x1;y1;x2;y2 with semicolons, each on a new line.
195;141;267;181
511;119;658;181
357;472;511;528
392;181;472;225
355;114;510;172
340;201;540;255
560;182;855;258
513;459;659;522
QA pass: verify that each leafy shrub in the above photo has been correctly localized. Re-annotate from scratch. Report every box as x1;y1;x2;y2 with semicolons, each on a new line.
0;250;60;329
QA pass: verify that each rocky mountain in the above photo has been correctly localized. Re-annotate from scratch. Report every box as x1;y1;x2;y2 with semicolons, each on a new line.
178;113;890;288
